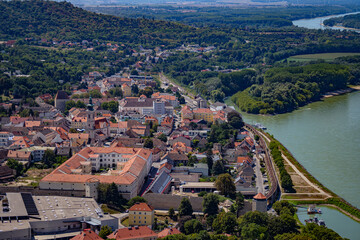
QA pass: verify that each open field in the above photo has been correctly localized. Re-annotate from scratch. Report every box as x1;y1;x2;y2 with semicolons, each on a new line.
287;52;360;62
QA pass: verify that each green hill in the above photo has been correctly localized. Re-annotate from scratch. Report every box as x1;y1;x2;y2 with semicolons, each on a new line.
0;0;228;47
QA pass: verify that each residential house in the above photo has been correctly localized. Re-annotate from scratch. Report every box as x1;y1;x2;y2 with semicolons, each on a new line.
128;203;155;227
0;132;14;147
7;150;32;166
122;83;132;97
152;92;179;107
158;228;181;238
0;165;15;182
108;226;158;240
161;151;188;166
71;229;103;240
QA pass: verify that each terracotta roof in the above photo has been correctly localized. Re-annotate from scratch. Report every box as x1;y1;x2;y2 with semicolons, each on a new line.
253;192;266;200
71;229;102;240
237;156;252;164
193;108;212;114
7;150;31;159
129;202;154;212
108;226;157;240
158;228;181;238
41;147;151;186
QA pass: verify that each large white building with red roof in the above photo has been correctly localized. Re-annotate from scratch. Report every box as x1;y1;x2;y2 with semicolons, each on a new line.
40;147;153;200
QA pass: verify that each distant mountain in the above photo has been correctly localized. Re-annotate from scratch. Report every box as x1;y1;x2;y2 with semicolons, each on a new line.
0;0;203;47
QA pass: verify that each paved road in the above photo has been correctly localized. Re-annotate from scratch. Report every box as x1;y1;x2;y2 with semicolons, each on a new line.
254;155;265;194
159;73;197;108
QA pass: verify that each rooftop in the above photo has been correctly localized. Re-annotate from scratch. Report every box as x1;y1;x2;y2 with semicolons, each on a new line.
129;202;154;212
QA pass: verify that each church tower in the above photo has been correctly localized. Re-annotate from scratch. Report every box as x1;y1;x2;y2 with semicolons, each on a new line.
86;97;95;140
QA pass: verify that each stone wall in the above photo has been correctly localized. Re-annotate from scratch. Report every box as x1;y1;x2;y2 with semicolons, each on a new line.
144;193;203;212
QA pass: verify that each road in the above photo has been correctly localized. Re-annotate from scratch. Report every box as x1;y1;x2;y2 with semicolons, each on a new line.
159;72;197;108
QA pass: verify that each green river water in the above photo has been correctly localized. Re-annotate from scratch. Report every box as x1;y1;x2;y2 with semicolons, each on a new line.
226;91;360;238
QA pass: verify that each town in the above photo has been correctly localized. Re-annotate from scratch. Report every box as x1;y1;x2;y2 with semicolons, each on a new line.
0;68;277;239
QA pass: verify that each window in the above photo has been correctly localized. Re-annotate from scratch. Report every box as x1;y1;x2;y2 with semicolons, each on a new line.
139;216;141;219
139;221;141;223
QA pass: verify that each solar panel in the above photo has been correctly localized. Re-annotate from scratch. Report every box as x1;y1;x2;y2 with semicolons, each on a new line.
21;193;39;215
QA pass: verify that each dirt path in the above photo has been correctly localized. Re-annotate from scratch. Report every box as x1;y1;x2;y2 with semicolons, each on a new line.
281;153;331;199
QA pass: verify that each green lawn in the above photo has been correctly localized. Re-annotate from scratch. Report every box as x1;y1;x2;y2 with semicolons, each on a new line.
287;52;360;62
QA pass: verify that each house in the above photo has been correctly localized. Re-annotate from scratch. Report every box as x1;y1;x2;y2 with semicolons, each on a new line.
71;229;103;240
161;151;188;166
0;165;16;182
169;135;191;147
142;171;172;196
0;131;14;147
7;150;32;166
33;129;59;144
158;228;181;238
109;121;128;136
119;97;173;115
122;83;132;97
237;156;253;165
152;92;179;107
108;226;158;240
128;202;155;227
193;108;213;123
238;163;254;183
18;146;56;162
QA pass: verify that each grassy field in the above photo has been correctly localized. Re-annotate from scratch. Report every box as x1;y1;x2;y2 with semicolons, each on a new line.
287;52;360;62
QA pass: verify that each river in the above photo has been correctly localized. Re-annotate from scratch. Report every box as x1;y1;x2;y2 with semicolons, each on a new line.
227;92;360;239
293;11;360;33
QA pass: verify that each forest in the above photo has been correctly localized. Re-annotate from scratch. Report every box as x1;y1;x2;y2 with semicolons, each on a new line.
84;5;358;28
231;62;360;114
324;13;360;29
1;0;360;114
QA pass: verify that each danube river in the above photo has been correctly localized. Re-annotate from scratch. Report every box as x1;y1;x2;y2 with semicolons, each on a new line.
228;92;360;239
293;11;360;32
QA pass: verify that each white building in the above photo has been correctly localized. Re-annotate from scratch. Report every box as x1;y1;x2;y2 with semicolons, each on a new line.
0;193;118;240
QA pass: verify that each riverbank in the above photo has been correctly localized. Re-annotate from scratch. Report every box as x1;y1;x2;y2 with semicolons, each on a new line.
263;131;360;223
321;22;360;32
322;85;360;98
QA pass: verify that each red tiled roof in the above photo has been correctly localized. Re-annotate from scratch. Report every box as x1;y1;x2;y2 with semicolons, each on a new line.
158;228;181;238
71;229;102;240
129;202;154;212
108;226;157;240
253;192;266;200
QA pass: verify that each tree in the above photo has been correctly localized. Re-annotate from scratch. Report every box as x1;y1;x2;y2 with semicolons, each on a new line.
206;149;213;175
215;173;236;197
99;225;112;239
227;111;244;129
127;196;147;207
178;197;193;217
212;212;237;234
6;159;24;177
272;201;296;216
202;193;219;216
168;207;175;220
184;219;203;234
158;133;167;142
144;138;154;149
234;192;245;217
43;149;56;168
212;160;225;175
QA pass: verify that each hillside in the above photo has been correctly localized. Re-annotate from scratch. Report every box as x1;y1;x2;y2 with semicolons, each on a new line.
0;0;228;47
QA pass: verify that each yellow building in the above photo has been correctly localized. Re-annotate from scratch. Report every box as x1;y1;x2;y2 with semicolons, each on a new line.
122;83;132;97
193;108;214;123
128;202;155;227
